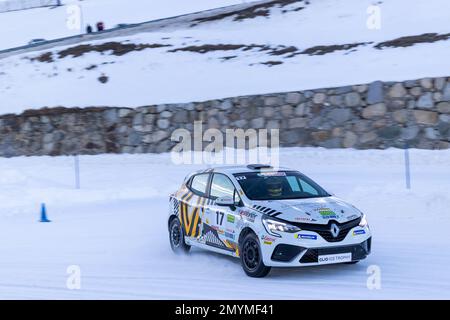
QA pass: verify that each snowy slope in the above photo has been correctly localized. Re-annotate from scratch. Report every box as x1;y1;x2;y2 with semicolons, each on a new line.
0;0;247;50
0;0;449;115
0;148;449;299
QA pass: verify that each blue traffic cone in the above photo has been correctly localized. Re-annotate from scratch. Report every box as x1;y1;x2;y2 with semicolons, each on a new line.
40;203;51;222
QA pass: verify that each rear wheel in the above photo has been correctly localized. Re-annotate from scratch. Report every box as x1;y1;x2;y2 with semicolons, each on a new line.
169;217;190;253
240;232;271;278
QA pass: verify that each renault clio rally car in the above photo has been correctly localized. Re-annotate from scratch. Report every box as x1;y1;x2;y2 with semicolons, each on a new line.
168;165;371;277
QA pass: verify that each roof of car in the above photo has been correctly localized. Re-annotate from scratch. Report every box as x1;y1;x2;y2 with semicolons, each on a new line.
197;165;294;175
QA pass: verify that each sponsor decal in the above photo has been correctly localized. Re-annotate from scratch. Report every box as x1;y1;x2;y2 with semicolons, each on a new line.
318;207;338;219
212;225;224;234
263;241;273;245
318;253;352;264
225;232;235;240
294;217;314;222
295;234;317;240
227;214;235;223
239;209;257;222
257;172;286;177
261;235;276;243
353;229;366;236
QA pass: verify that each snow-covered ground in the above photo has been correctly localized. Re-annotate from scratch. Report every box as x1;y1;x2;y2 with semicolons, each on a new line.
0;0;246;50
0;0;449;114
1;147;449;299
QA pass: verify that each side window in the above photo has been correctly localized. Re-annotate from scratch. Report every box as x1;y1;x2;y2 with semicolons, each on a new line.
287;176;301;192
190;174;210;196
299;178;319;196
210;174;236;200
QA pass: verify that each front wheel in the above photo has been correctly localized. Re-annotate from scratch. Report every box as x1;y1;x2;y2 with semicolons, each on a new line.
240;233;271;278
169;217;190;253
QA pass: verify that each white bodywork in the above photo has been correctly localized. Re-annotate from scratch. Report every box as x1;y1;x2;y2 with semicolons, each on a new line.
169;166;372;267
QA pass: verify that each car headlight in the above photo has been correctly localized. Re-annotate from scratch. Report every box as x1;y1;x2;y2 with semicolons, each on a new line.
359;214;368;227
262;216;300;237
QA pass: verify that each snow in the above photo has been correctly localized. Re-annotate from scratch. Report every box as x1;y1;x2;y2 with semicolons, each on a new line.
0;147;449;299
0;0;247;50
0;0;449;115
1;0;449;300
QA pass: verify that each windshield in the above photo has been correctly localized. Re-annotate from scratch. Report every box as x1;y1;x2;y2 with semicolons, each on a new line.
233;171;330;201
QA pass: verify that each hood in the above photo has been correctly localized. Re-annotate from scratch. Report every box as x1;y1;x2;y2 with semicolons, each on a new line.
250;196;362;225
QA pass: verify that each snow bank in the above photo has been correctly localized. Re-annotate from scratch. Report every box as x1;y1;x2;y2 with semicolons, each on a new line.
0;0;449;114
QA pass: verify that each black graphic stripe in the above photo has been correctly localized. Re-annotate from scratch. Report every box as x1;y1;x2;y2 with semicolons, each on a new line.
181;191;191;201
271;212;283;218
187;197;202;237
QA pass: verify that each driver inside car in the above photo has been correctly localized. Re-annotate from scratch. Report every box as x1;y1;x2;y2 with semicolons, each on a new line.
265;177;284;198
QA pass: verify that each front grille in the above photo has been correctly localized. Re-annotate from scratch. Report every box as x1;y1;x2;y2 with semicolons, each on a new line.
299;238;371;263
300;249;319;263
291;217;361;242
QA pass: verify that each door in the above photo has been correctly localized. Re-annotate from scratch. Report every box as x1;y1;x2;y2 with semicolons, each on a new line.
203;173;241;254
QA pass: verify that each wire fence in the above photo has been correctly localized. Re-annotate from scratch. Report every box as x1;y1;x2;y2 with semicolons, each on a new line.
0;0;60;13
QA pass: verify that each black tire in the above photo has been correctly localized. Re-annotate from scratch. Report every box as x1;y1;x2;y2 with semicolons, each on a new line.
169;217;190;253
240;232;271;278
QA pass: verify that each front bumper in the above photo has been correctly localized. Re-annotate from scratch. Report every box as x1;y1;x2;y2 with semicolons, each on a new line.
260;226;372;267
272;238;371;264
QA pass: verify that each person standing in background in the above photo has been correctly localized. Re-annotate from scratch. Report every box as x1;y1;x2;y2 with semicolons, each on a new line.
96;21;105;32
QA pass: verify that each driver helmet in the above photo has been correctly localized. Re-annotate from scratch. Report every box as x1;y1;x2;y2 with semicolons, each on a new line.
266;177;283;197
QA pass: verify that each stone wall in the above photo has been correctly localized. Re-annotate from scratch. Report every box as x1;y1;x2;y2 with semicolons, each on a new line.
1;76;449;157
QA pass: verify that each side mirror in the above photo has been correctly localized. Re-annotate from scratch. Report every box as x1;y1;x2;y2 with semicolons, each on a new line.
216;196;235;207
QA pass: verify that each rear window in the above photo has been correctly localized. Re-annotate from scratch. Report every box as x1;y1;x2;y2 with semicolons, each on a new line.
189;174;209;196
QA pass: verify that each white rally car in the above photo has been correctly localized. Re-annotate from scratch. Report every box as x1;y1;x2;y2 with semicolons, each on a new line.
168;165;371;277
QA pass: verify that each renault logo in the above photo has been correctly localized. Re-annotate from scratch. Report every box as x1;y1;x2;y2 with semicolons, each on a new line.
330;223;340;238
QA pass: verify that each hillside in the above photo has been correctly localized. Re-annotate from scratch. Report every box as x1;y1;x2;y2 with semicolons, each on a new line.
0;0;245;50
0;0;449;114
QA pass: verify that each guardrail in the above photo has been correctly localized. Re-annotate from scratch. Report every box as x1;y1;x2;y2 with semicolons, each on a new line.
0;23;139;56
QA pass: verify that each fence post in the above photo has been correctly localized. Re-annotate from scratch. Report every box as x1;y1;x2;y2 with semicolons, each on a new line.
404;142;411;190
74;155;80;189
79;3;84;34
